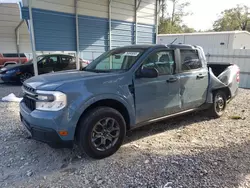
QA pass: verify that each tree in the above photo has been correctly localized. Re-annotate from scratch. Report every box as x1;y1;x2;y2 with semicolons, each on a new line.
213;5;250;32
158;0;195;34
159;0;167;19
181;24;196;33
170;0;190;26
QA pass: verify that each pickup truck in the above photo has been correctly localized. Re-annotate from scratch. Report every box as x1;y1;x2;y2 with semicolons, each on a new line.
20;44;239;159
0;53;28;68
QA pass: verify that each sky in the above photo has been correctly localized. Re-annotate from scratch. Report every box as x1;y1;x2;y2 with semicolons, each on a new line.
1;0;250;31
183;0;250;31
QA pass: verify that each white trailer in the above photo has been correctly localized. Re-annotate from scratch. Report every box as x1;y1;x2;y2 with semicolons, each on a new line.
158;31;250;89
158;31;250;51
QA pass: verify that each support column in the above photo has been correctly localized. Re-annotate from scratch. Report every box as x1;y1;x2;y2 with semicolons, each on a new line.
75;0;81;70
135;0;142;44
155;0;159;44
135;0;137;44
15;20;24;64
109;0;112;50
28;0;38;76
109;0;112;69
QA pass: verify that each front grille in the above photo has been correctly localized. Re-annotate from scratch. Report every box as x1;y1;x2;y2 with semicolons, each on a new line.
23;84;36;111
23;96;36;111
23;84;35;93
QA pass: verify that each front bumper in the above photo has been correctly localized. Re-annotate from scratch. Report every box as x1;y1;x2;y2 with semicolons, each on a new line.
20;101;74;148
20;114;73;148
0;73;19;82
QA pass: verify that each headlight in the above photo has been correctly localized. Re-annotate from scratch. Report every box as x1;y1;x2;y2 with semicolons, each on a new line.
35;90;67;111
6;69;18;74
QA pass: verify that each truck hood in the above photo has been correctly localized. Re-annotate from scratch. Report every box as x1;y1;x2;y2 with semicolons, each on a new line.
24;70;112;90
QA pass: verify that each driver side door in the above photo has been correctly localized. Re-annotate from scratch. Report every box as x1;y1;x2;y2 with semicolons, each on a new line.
38;55;58;74
134;49;180;124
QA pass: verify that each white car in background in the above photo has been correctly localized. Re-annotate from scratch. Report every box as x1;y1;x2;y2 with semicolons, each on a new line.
80;58;90;68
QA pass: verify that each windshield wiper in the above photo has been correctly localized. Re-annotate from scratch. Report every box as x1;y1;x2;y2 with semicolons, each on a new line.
84;69;109;73
84;69;126;73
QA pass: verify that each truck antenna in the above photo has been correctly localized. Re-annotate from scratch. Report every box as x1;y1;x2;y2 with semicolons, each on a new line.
170;38;177;44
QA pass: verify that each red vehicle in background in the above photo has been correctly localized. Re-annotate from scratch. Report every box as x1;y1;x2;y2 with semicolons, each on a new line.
0;53;28;68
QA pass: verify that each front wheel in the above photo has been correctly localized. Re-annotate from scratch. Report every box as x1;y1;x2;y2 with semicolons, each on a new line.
209;90;227;118
19;72;33;83
76;107;126;159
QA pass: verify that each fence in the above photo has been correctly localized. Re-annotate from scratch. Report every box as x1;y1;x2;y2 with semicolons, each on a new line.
205;48;250;89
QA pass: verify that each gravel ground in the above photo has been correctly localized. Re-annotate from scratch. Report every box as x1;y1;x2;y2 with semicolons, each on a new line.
0;87;250;188
0;83;22;99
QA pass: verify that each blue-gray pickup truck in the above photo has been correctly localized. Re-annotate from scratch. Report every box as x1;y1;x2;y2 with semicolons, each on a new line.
20;44;239;159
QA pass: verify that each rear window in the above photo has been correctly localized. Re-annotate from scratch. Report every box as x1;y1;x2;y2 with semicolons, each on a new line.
180;50;202;71
3;53;26;57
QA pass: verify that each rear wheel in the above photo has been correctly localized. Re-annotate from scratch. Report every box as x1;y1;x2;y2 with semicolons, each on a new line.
76;107;126;159
209;90;227;118
19;72;33;83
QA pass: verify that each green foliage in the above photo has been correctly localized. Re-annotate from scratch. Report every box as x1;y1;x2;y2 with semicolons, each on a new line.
213;5;250;32
158;0;195;34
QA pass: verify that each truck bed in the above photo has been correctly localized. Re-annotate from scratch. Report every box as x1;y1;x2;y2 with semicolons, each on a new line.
208;62;233;77
207;62;239;100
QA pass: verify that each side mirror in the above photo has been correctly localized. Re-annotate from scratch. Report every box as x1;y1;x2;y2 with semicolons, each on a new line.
138;67;158;78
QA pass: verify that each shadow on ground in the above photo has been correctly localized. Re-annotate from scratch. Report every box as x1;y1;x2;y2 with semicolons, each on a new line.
125;110;210;143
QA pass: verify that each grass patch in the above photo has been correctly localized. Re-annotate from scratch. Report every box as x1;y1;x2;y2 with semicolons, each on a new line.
229;115;242;120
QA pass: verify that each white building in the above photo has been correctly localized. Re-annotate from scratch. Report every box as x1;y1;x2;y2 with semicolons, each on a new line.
0;3;31;53
158;31;250;51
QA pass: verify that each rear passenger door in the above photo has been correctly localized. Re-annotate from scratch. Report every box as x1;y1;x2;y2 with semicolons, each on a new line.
57;56;77;71
178;49;208;110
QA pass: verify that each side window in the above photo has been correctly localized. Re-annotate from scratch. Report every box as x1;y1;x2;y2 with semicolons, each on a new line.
48;56;58;63
68;57;76;69
61;56;71;64
60;56;76;69
142;50;175;75
180;50;202;71
42;56;58;66
3;53;26;57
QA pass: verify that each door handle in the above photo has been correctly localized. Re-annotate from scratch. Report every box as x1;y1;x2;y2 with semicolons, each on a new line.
197;74;205;79
166;77;178;83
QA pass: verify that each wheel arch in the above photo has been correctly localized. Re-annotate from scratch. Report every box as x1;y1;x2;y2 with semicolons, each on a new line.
4;61;17;67
74;96;134;140
212;87;231;100
207;86;231;103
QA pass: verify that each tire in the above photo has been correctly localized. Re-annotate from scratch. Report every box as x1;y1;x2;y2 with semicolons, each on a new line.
209;90;227;118
19;72;33;84
76;107;126;159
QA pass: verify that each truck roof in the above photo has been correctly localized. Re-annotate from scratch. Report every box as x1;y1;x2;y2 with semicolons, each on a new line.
117;44;197;50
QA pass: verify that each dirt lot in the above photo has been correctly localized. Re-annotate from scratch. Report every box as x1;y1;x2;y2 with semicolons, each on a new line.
0;85;250;188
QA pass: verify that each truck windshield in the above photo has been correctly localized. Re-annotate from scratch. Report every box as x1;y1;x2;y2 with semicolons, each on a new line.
85;48;145;72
